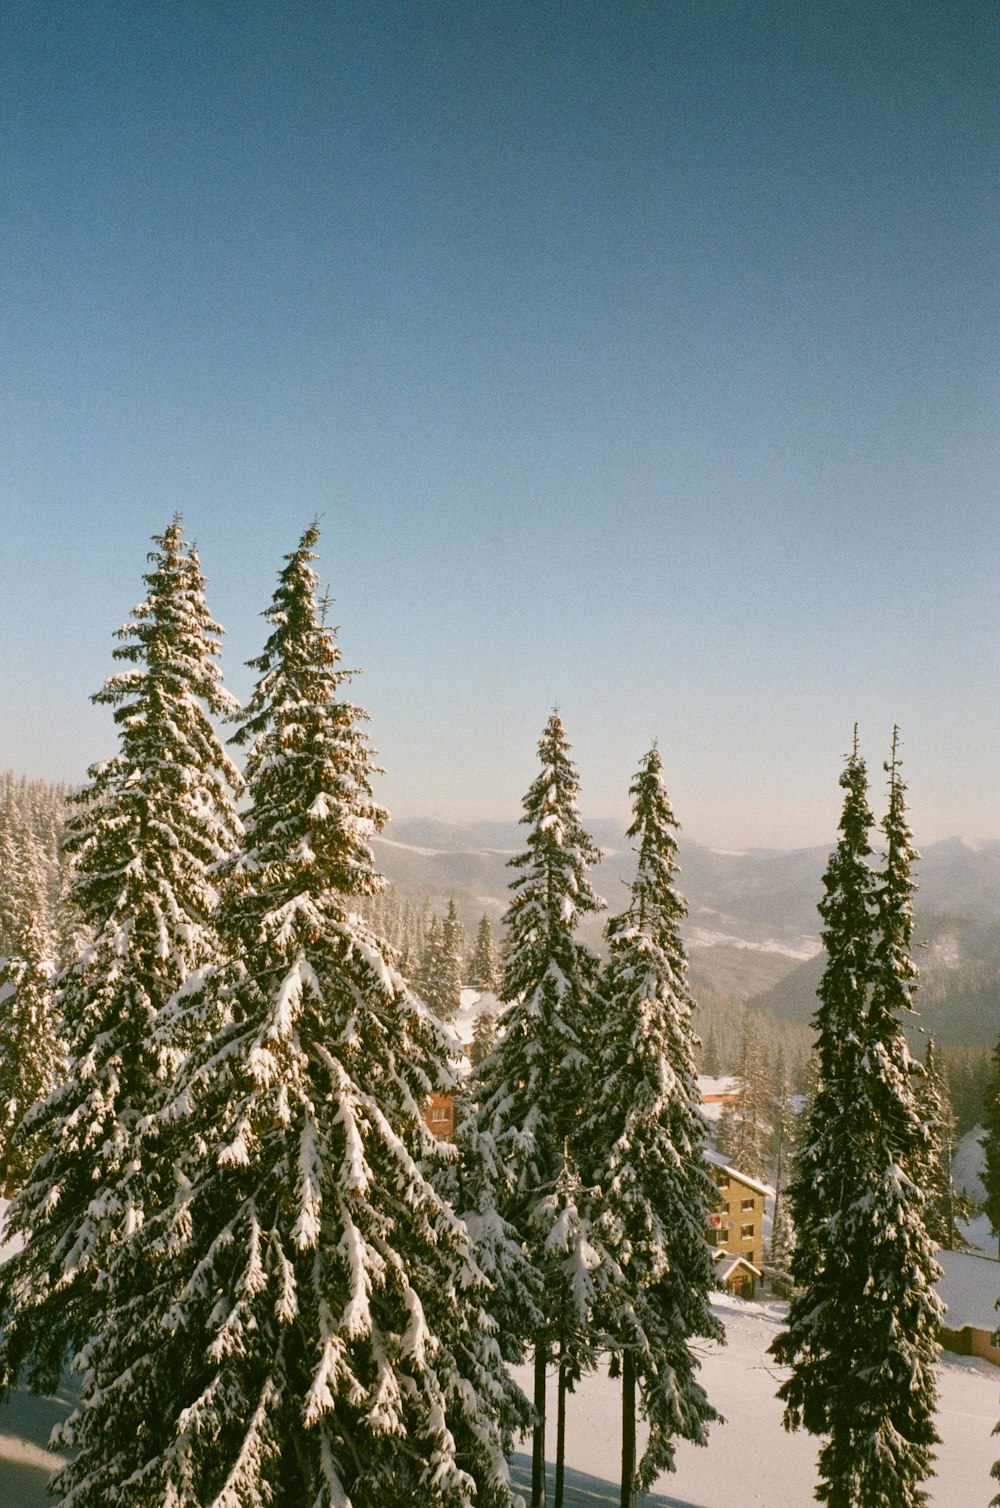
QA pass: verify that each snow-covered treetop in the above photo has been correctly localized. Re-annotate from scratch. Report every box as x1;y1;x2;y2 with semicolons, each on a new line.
609;741;685;958
812;730;877;1080
65;515;244;937
501;709;604;1003
590;743;706;1163
870;726;920;1027
105;514;239;721
227;522;386;911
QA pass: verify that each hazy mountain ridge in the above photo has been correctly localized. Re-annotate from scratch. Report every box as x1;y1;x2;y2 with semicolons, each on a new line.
375;820;1000;1047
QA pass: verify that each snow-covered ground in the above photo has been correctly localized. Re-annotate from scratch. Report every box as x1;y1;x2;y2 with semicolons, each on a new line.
511;1292;999;1507
2;1162;997;1505
0;1281;995;1504
0;1383;72;1508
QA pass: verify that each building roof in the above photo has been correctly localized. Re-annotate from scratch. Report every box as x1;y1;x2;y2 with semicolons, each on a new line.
704;1148;775;1199
936;1248;1000;1332
715;1254;763;1282
697;1075;742;1099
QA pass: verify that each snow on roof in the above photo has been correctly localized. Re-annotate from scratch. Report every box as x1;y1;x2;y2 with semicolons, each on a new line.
715;1254;762;1281
704;1148;775;1199
936;1247;1000;1332
698;1075;741;1098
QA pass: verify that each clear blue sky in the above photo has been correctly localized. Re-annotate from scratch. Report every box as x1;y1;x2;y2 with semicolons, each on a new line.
2;2;997;848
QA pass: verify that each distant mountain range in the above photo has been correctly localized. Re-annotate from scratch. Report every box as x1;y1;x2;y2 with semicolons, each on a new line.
373;820;1000;1049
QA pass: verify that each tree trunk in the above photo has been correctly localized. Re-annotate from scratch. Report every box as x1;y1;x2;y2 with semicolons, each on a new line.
554;1346;568;1508
620;1348;636;1508
532;1337;547;1507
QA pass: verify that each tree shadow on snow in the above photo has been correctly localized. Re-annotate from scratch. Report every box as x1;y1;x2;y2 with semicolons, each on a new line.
510;1452;711;1508
0;1378;76;1507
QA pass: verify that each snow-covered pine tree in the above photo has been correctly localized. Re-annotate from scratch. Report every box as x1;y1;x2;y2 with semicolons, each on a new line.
0;913;61;1193
920;1039;969;1249
470;1007;498;1067
768;1051;797;1270
0;773;80;967
418;914;462;1020
981;1042;1000;1260
772;730;941;1508
535;1152;605;1508
770;734;878;1471
0;517;243;1398
464;710;604;1508
469;913;501;992
53;524;529;1508
699;1026;721;1077
442;898;466;1006
0;796;49;954
582;745;722;1507
720;1005;771;1182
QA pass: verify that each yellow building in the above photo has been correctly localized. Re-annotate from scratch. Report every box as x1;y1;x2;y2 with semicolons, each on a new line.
705;1152;773;1299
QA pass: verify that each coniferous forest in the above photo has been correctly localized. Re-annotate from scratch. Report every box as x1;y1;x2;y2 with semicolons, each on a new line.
0;520;996;1507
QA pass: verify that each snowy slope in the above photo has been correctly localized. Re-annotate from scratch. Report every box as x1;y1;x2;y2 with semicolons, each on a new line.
511;1293;998;1507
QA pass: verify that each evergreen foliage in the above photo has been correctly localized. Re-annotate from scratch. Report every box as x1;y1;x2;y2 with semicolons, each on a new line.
920;1040;971;1249
469;913;501;992
0;914;61;1192
470;1008;498;1068
418;915;462;1021
981;1039;1000;1259
715;1006;771;1181
772;731;941;1508
464;710;604;1506
699;1027;721;1077
943;1042;990;1137
768;1051;797;1269
53;525;527;1507
583;745;723;1501
0;777;70;956
442;898;466;1000
538;1152;605;1508
0;517;242;1398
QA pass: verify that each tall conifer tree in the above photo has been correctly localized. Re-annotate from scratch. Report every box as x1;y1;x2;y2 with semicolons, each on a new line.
0;518;242;1397
442;898;466;1005
465;710;604;1507
981;1041;1000;1259
920;1040;968;1249
772;731;941;1508
0;913;61;1192
583;745;722;1506
469;913;501;992
53;526;527;1507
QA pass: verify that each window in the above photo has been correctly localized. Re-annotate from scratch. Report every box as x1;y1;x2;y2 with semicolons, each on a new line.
741;1224;754;1240
741;1197;755;1211
430;1107;450;1123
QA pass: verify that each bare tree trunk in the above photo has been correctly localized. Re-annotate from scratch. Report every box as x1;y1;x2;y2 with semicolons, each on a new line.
620;1347;636;1508
532;1337;547;1507
554;1344;568;1508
